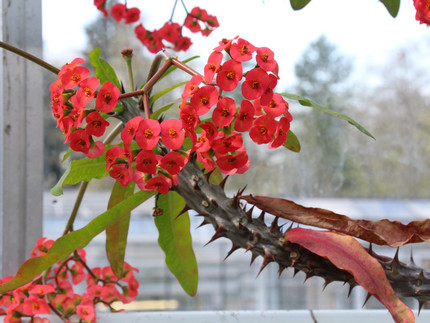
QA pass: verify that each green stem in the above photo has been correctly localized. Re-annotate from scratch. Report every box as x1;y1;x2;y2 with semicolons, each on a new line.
62;122;124;235
0;41;60;74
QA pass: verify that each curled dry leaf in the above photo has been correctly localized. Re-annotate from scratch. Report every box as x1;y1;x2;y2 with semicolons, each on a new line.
241;195;430;247
284;228;415;323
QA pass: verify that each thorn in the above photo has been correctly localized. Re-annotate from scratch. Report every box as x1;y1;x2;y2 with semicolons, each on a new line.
270;217;280;233
410;247;415;265
219;175;230;189
347;284;355;297
368;243;373;255
257;211;266;222
322;279;333;291
238;185;247;196
204;226;224;246
245;206;254;220
204;169;214;181
257;253;271;277
231;193;240;207
362;292;372;307
249;252;258;265
196;219;210;229
285;222;294;232
211;199;219;208
175;204;192;219
224;244;240;261
278;265;287;278
293;268;299;277
304;274;311;282
418;269;426;281
246;244;256;253
418;301;425;315
393;248;400;265
195;212;209;217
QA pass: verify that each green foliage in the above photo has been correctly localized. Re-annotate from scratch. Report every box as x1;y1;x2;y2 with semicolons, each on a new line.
280;92;375;139
149;81;187;105
380;0;400;17
290;0;312;10
89;48;121;88
0;190;155;294
154;191;198;296
50;155;108;196
106;181;136;278
283;130;301;152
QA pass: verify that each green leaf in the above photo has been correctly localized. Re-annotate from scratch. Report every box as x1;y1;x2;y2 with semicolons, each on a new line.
0;190;155;293
280;92;375;139
61;148;73;164
150;101;178;120
106;181;136;278
290;0;312;10
283;130;301;152
89;48;121;88
149;81;187;106
380;0;400;18
155;191;198;296
50;155;108;196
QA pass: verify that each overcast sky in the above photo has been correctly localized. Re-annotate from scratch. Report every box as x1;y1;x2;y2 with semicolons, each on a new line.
42;0;429;87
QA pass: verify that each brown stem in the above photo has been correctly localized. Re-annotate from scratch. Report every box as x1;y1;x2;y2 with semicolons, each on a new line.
171;58;202;78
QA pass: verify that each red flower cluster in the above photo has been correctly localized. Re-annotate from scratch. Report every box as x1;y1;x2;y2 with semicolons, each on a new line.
92;1;219;54
50;58;120;159
179;37;292;176
1;238;139;323
413;0;430;26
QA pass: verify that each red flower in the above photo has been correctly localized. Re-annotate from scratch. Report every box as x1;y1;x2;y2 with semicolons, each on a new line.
121;116;144;151
204;51;223;84
85;140;105;159
94;0;108;17
414;0;430;25
29;284;55;296
216;150;249;174
249;115;277;144
269;117;291;149
136;119;161;150
216;59;243;92
213;97;236;128
85;111;109;137
230;38;256;62
200;121;218;140
190;85;219;115
58;57;86;79
256;47;277;72
145;175;171;194
76;76;100;106
180;104;200;132
96;82;120;113
194;130;213;152
109;164;133;186
182;75;203;102
234;100;255;132
184;15;201;33
125;7;141;24
76;304;96;322
111;3;126;22
241;67;269;100
213;36;238;52
105;146;126;171
69;129;90;153
22;296;50;315
197;150;215;170
60;66;90;90
262;93;288;118
135;150;159;175
212;132;243;155
159;151;186;175
190;6;209;20
260;74;278;106
159;22;180;43
175;36;192;51
161;119;185;150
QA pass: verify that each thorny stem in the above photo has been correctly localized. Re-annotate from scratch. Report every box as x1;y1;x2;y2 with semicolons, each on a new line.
0;41;60;74
62;122;124;235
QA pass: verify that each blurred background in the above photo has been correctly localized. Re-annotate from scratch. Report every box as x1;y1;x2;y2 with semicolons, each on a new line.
41;0;430;313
